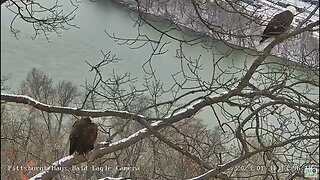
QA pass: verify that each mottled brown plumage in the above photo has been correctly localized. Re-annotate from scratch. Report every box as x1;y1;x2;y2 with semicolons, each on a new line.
260;10;294;43
69;117;98;156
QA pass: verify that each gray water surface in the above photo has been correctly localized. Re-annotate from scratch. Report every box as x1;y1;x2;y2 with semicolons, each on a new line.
1;0;256;128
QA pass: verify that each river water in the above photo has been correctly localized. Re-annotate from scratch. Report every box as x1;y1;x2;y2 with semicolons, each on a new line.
0;0;270;128
1;1;140;88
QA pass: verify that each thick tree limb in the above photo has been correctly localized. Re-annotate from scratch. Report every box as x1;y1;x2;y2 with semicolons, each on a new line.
29;122;159;180
1;91;234;121
5;91;233;179
1;93;146;119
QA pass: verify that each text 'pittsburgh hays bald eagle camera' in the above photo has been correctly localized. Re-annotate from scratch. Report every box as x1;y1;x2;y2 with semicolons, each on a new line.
69;117;98;156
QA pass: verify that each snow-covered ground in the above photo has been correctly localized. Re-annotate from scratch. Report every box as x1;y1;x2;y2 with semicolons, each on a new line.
113;0;318;67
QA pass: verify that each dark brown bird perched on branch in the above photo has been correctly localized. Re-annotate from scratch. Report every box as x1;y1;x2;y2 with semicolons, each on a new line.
260;5;296;43
256;5;296;51
69;117;98;157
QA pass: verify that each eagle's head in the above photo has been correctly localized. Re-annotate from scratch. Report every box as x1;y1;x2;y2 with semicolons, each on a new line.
286;5;297;15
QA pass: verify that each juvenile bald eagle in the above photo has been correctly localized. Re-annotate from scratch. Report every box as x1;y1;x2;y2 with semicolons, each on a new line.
260;6;296;43
69;117;98;156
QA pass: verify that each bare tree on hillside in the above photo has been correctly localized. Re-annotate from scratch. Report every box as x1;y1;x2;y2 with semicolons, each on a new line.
1;68;83;179
19;68;80;136
1;74;11;91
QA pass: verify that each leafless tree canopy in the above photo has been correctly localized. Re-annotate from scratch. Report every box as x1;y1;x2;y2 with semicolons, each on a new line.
2;0;80;40
1;0;319;180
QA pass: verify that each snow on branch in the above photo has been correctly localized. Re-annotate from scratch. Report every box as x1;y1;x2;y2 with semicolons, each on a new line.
29;156;74;180
1;93;146;119
2;92;233;179
22;90;232;179
1;91;233;122
29;120;164;179
97;177;130;180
